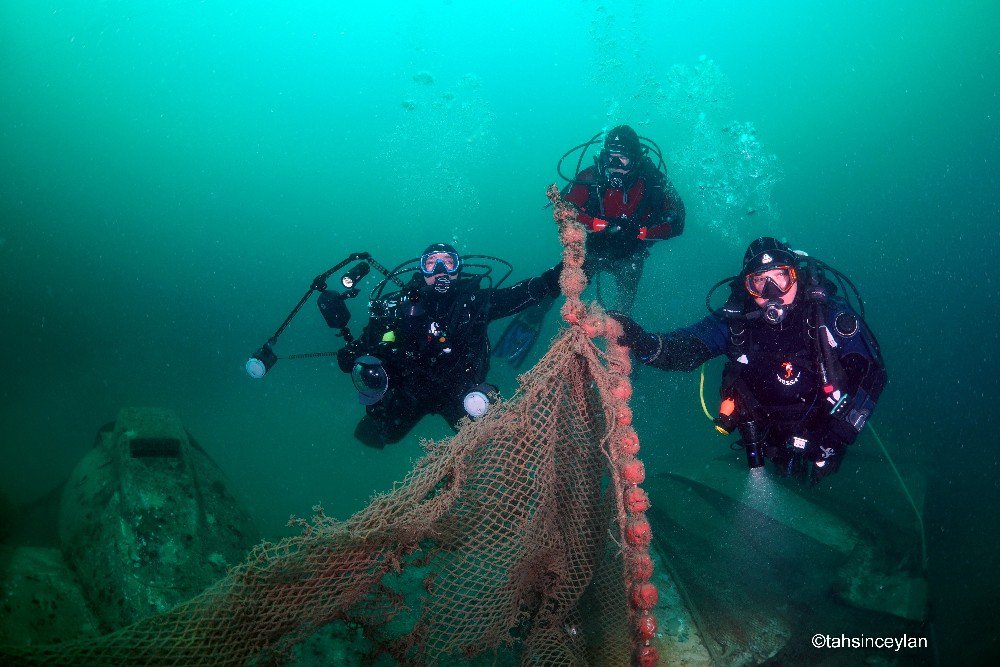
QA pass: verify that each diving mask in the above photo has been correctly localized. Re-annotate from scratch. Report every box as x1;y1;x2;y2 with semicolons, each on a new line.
744;266;797;299
419;251;461;277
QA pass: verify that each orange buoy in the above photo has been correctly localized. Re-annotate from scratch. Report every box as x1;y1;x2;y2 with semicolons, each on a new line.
625;486;650;513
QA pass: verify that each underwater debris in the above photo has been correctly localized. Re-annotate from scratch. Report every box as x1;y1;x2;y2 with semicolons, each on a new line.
59;407;259;629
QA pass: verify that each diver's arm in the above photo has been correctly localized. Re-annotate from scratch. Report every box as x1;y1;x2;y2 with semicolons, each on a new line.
562;169;612;232
811;305;888;447
826;315;887;446
644;315;725;371
486;264;562;321
640;177;685;241
610;312;727;371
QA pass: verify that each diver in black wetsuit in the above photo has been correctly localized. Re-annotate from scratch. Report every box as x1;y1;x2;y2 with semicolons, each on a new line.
337;243;561;448
611;237;887;482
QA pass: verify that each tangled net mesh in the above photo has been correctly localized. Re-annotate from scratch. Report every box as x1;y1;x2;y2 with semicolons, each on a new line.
3;186;660;666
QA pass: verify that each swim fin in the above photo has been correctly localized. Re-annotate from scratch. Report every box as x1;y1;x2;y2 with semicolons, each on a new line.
494;302;550;369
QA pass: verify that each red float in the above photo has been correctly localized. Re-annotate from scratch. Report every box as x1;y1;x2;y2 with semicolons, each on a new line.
611;377;633;400
636;612;658;641
624;518;652;548
616;406;633;426
635;644;660;666
631;553;654;581
581;316;604;338
618;430;640;456
625;486;650;513
630;582;659;611
621;459;645;485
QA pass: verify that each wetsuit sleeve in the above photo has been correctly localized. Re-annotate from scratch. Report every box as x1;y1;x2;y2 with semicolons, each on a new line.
821;304;888;446
643;313;728;372
485;266;561;321
640;176;685;241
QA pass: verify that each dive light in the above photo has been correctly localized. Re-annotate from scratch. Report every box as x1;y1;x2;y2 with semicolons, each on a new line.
341;262;371;289
245;343;278;379
739;419;767;470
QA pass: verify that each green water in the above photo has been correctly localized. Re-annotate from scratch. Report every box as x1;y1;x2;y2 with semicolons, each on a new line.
2;1;997;662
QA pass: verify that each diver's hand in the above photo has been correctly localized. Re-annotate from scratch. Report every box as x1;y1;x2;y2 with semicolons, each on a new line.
541;261;563;295
809;450;841;483
336;345;358;373
795;430;846;482
607;311;660;361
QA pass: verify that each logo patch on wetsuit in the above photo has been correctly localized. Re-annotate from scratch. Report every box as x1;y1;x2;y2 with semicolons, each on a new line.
427;321;451;353
777;360;801;386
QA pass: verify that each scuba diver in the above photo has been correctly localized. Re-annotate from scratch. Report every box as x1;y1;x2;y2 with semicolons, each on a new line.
495;124;686;368
609;237;887;482
335;243;561;448
245;244;561;448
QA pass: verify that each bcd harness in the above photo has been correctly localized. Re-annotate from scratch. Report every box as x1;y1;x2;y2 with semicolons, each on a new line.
714;277;878;443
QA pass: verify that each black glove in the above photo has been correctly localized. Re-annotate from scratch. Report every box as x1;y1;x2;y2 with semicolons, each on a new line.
607;311;660;361
337;344;359;374
808;450;842;483
793;430;847;483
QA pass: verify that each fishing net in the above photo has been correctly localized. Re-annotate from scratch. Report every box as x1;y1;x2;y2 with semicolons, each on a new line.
2;186;661;666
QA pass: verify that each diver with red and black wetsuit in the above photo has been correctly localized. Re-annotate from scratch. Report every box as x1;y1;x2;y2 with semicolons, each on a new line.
495;125;686;368
562;124;685;313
